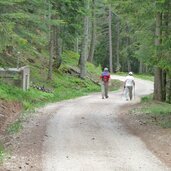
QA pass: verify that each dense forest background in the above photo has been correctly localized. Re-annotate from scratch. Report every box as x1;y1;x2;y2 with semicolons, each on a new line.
0;0;170;103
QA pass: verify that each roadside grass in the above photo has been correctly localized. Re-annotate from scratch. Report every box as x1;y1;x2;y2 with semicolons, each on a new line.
115;72;127;76
115;72;154;81
141;94;153;102
140;95;171;128
135;74;154;81
109;79;123;91
0;73;101;112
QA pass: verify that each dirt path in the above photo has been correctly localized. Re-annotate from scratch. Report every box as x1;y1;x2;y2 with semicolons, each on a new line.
1;76;171;171
41;76;168;170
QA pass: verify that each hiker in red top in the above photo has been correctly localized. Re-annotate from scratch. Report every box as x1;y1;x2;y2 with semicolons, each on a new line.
100;67;110;99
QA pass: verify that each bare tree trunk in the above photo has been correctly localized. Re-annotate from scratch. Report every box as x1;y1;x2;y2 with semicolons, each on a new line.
56;37;62;69
126;22;131;72
153;12;162;100
55;28;62;69
162;70;166;101
116;17;120;72
163;0;170;102
80;0;89;78
75;38;79;54
139;60;143;74
145;65;148;73
127;60;131;72
47;1;53;80
47;27;54;80
87;0;96;62
154;67;163;100
108;4;113;73
167;73;171;103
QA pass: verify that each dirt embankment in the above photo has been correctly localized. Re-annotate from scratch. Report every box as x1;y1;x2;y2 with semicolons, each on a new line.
0;100;22;134
119;104;171;168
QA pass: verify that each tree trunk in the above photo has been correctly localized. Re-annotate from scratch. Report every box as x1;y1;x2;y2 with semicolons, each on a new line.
47;26;54;80
47;2;53;80
49;27;62;71
108;4;113;73
75;38;79;54
153;12;162;100
167;73;171;103
127;60;131;72
126;22;131;72
80;0;89;78
55;28;62;69
116;17;120;72
145;65;148;73
163;0;170;102
87;0;96;63
139;60;143;74
161;70;166;101
154;67;163;100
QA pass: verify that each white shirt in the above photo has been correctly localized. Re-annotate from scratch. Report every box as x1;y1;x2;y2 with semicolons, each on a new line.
125;75;135;86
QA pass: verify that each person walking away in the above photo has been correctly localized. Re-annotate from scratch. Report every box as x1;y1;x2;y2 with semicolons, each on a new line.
100;68;110;99
124;72;135;101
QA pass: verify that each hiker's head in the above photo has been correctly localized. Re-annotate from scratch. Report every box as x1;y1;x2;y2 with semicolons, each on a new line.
129;71;133;75
104;67;108;71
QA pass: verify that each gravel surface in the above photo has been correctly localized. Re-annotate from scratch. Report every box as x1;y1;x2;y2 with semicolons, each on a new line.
42;76;169;171
1;75;171;171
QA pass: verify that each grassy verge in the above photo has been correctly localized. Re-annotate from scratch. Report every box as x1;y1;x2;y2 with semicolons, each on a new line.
140;95;171;128
0;74;122;113
115;72;154;81
135;74;154;81
109;79;123;91
114;72;127;76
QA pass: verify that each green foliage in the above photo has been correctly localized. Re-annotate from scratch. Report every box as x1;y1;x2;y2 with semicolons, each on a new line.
62;50;80;67
87;62;101;75
51;0;85;49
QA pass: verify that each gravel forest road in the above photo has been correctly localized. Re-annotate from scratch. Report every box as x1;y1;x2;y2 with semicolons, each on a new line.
41;76;170;171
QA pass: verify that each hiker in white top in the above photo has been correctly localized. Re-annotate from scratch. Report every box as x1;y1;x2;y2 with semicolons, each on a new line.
124;72;135;101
